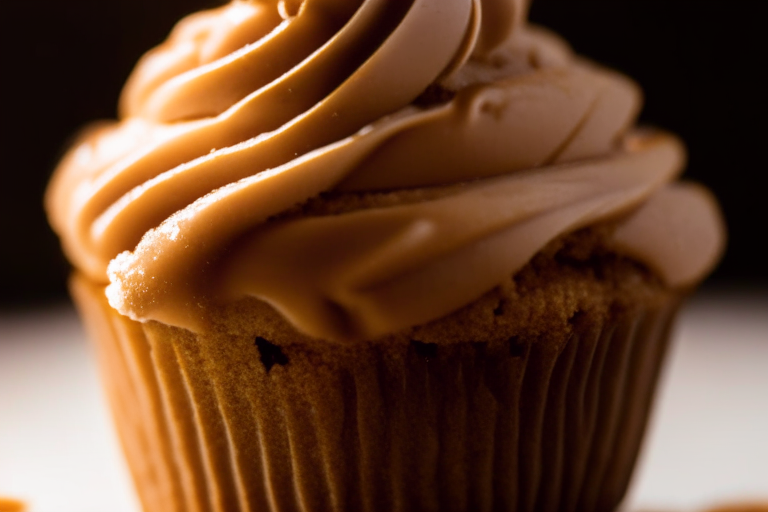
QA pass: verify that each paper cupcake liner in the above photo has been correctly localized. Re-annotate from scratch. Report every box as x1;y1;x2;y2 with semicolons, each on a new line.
72;275;682;512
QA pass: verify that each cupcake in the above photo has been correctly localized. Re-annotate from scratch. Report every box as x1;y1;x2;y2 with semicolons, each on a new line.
46;1;725;511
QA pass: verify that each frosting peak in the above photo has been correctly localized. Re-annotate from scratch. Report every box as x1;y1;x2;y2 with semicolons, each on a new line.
47;0;724;342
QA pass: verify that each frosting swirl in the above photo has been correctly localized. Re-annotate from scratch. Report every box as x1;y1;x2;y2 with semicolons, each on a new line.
46;0;725;341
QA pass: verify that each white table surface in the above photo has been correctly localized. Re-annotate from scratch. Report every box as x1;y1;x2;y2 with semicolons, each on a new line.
1;292;766;512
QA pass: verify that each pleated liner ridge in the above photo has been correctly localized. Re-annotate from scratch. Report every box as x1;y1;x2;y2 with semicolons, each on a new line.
71;274;682;512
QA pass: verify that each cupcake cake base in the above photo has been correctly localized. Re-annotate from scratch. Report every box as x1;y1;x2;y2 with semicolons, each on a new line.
71;228;685;512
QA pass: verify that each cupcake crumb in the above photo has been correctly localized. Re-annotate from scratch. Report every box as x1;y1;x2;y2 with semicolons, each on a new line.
0;498;25;512
705;503;768;512
254;336;289;372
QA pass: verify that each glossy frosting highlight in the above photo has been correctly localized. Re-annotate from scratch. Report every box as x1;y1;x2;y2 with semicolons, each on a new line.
46;0;725;342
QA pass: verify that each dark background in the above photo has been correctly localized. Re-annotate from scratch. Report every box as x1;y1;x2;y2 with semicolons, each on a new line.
2;0;766;310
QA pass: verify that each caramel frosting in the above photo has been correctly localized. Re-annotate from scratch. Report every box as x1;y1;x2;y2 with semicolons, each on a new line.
46;0;725;342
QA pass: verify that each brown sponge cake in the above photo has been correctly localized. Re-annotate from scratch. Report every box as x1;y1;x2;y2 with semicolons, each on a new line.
72;227;683;512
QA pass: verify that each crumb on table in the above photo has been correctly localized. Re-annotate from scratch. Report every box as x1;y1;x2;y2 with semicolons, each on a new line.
0;497;25;512
706;502;768;512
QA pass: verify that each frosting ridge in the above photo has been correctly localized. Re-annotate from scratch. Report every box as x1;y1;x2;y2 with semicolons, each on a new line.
46;0;725;342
